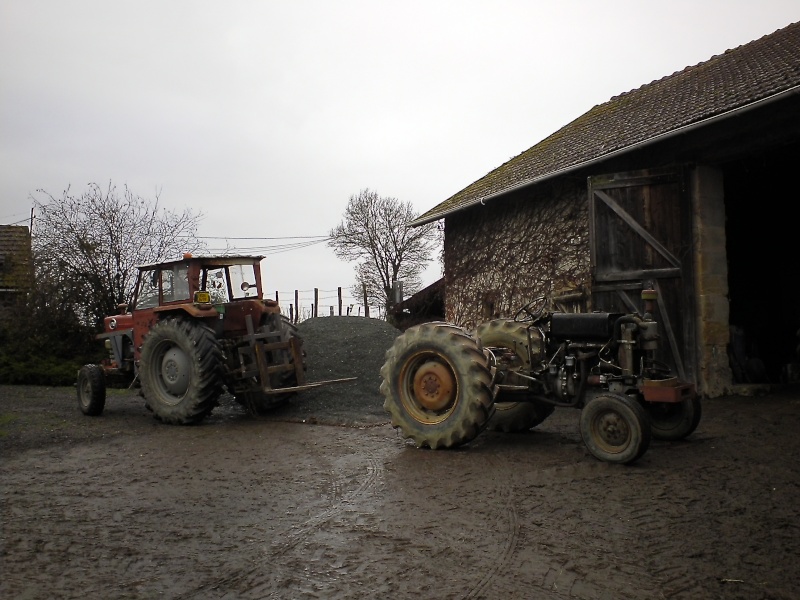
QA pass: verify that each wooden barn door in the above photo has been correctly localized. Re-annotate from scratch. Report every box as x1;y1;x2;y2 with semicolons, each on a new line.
588;167;696;382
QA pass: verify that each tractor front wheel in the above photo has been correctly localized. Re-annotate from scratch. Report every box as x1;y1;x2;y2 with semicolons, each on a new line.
580;394;651;464
643;396;702;441
140;317;224;425
380;323;495;449
77;364;106;416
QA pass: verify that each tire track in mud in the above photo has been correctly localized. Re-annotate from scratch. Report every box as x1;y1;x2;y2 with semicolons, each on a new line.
631;439;797;600
266;454;384;558
462;453;520;600
520;454;741;599
177;448;388;599
474;449;667;599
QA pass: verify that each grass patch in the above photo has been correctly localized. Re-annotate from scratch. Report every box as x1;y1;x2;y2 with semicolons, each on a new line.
0;412;19;437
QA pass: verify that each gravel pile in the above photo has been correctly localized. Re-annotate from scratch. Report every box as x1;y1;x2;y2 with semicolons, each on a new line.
259;316;402;427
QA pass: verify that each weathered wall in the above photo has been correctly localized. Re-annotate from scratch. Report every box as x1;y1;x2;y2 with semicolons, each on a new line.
443;179;592;329
690;165;733;396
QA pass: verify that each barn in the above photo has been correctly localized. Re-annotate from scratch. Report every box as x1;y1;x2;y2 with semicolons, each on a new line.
410;21;800;398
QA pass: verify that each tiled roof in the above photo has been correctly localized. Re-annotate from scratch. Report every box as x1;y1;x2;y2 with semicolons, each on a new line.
412;21;800;226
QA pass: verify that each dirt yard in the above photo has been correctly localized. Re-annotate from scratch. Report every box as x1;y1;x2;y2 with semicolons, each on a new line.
1;317;799;599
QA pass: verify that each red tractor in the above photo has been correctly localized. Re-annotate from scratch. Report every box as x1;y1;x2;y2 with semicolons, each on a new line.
77;254;353;424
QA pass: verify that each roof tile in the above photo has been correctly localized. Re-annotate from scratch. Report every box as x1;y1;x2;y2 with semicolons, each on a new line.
414;21;800;225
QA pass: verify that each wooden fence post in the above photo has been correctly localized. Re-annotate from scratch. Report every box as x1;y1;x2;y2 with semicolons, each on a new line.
294;290;299;323
338;287;343;316
314;288;319;318
362;284;370;318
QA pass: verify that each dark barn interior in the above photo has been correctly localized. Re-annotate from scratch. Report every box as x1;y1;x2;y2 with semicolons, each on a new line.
724;139;800;383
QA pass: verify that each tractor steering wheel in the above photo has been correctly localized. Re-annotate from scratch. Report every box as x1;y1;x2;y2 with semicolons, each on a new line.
514;296;548;322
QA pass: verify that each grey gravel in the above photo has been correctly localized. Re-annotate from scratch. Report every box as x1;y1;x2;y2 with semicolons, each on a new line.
255;316;402;427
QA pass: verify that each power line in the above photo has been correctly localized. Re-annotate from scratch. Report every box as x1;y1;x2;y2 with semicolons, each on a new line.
1;217;31;226
186;235;329;241
0;211;31;222
205;238;329;255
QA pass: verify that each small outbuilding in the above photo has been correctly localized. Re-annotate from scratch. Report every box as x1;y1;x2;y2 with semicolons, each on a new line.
0;225;32;322
411;22;800;397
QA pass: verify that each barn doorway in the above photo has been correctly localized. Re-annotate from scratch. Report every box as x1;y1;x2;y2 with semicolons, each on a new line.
723;140;800;383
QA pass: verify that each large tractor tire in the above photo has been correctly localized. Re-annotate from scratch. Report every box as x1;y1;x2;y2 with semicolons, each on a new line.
380;322;495;449
580;393;651;465
474;319;554;432
77;364;106;416
233;315;307;414
643;396;702;441
140;317;224;425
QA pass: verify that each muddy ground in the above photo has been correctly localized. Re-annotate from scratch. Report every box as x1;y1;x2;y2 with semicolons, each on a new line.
1;317;799;599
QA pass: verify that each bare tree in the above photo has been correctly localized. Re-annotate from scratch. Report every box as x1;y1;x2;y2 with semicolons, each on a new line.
328;189;439;314
32;182;205;329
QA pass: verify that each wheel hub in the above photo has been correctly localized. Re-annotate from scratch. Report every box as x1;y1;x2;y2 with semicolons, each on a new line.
597;412;630;447
161;347;191;396
412;360;455;411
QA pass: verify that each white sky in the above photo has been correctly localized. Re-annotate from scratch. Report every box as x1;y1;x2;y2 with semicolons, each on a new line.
1;1;798;309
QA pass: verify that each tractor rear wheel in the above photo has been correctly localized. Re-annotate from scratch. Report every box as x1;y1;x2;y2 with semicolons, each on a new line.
140;317;224;425
580;393;651;464
380;322;495;449
643;396;702;441
77;364;106;416
474;319;554;432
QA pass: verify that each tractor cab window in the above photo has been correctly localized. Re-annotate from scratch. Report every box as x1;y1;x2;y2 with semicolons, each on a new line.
203;268;229;303
228;264;258;299
162;265;190;303
136;268;160;309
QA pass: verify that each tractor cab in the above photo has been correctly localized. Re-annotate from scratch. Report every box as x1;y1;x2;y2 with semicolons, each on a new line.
132;254;266;310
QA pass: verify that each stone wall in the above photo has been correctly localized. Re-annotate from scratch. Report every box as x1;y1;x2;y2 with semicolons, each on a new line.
443;179;592;329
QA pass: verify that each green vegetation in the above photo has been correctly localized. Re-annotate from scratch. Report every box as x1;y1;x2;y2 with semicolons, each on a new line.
0;296;101;385
0;353;86;386
0;181;204;386
0;412;18;437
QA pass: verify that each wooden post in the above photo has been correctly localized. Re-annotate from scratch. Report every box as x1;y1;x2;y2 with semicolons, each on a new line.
338;287;343;316
329;306;334;316
362;284;370;318
294;290;299;323
289;304;294;323
314;288;319;318
275;291;279;302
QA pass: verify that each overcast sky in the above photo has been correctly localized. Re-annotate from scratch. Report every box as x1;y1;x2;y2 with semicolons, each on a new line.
1;1;798;309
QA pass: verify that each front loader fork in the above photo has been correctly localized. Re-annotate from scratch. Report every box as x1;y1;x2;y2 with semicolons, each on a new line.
239;314;305;394
237;314;356;395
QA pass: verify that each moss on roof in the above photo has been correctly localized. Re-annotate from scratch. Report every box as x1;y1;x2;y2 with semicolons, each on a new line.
413;20;800;225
